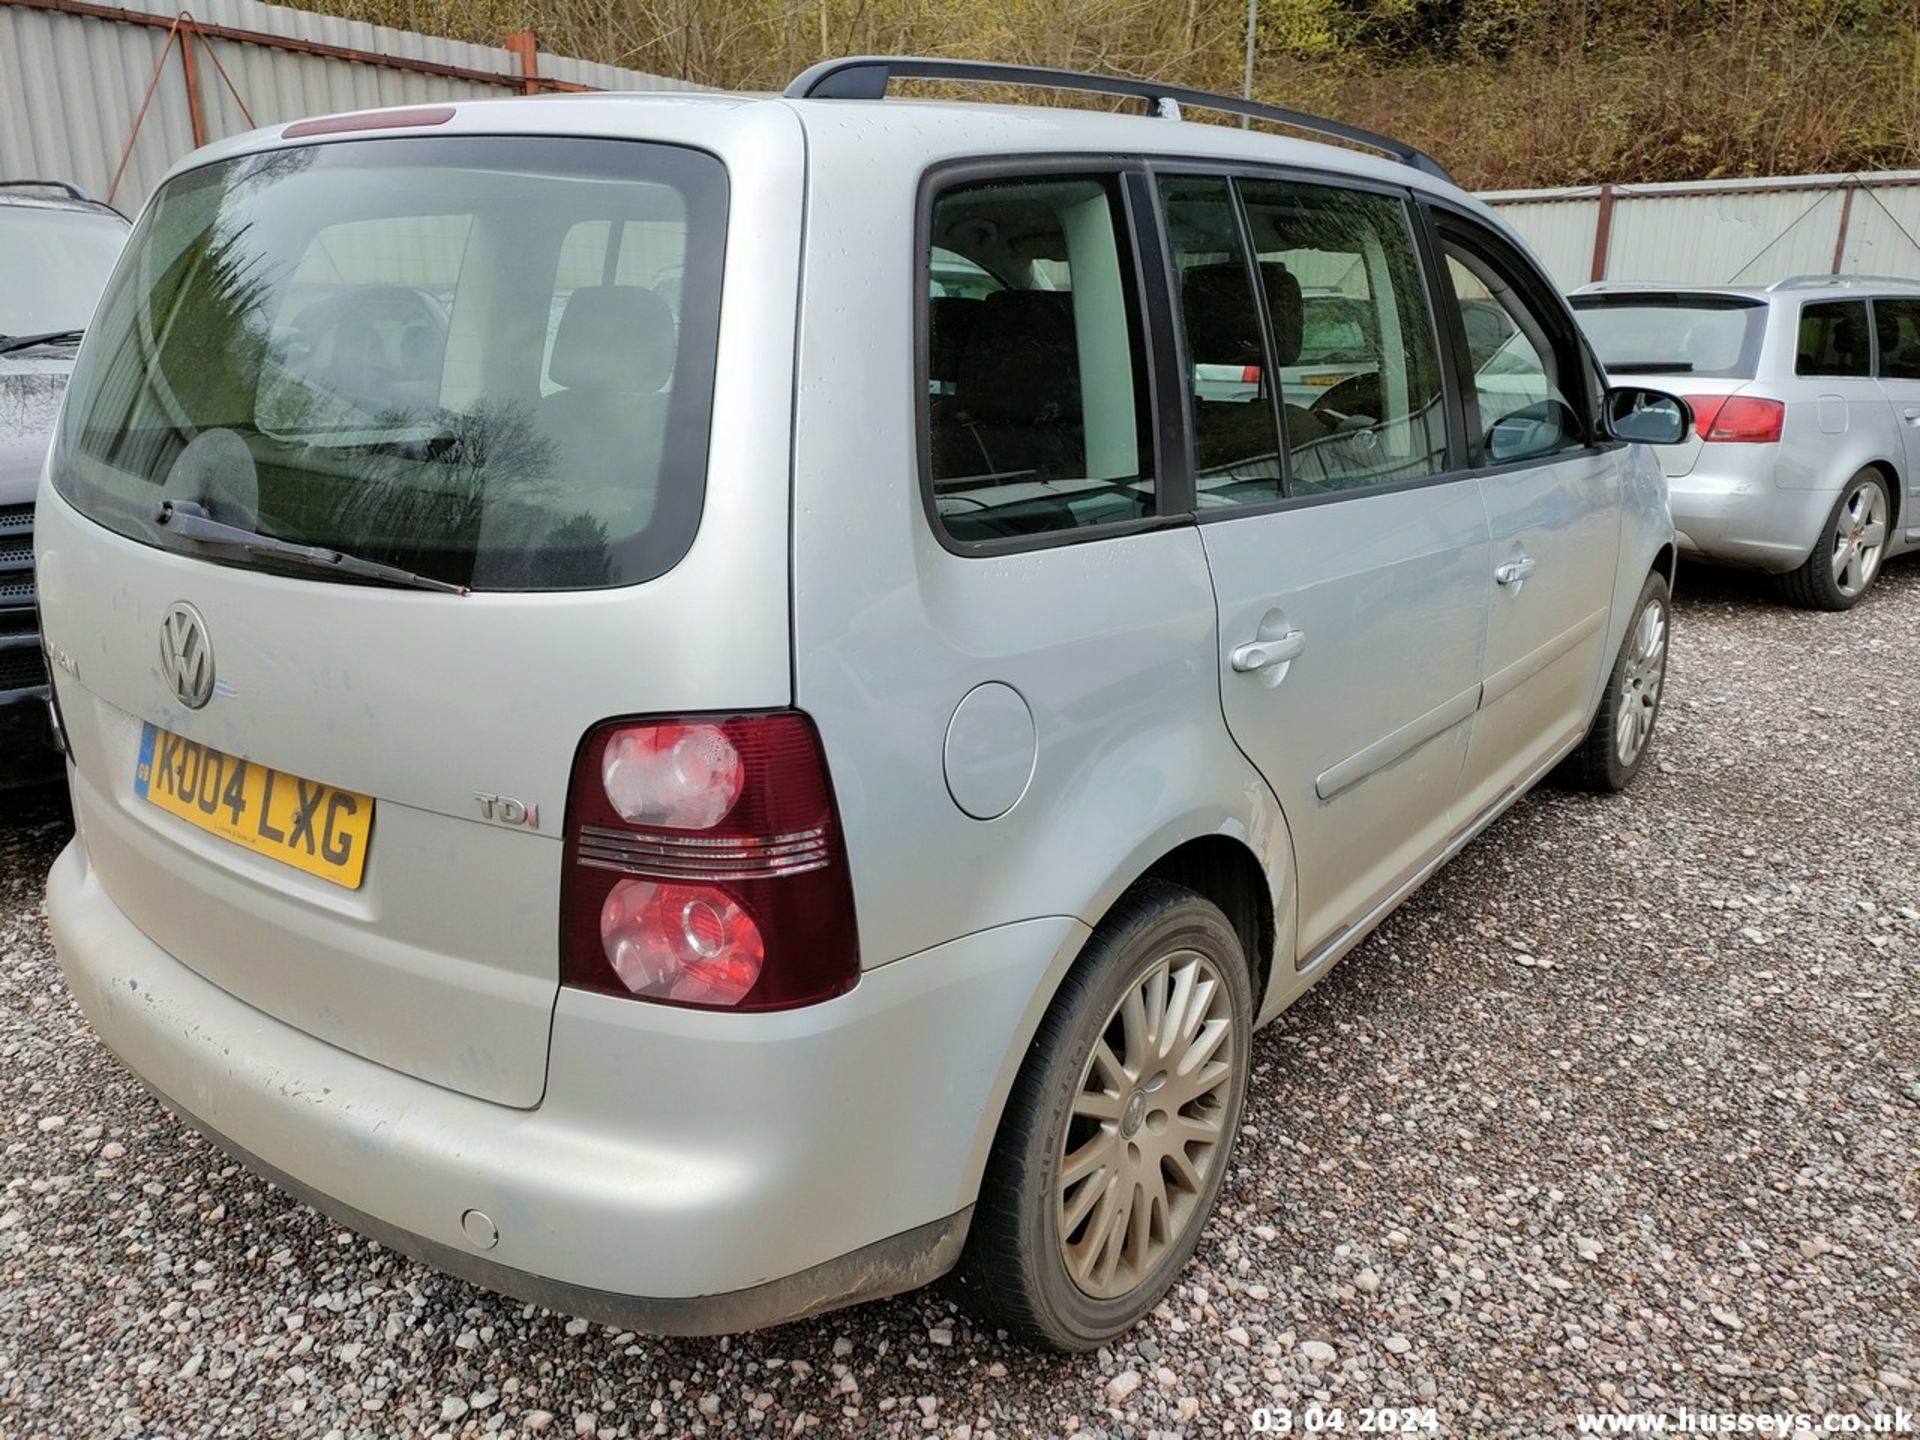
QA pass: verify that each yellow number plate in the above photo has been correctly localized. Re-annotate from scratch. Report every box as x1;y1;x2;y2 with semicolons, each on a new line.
134;723;373;889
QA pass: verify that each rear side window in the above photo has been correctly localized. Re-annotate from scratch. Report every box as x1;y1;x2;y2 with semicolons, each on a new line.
1874;298;1920;381
925;173;1156;544
1237;178;1447;495
1796;300;1870;377
1158;173;1284;508
54;136;726;592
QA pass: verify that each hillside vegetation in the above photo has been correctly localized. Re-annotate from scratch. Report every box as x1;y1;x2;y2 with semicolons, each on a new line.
289;0;1919;188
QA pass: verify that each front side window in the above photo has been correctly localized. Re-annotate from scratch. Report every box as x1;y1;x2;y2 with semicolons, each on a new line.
1873;297;1920;381
54;137;726;591
926;173;1155;543
1797;300;1870;377
1439;226;1588;465
1159;174;1284;508
1237;178;1447;494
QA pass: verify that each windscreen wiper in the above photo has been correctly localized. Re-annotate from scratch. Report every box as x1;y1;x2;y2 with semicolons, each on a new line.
0;328;85;355
154;499;469;595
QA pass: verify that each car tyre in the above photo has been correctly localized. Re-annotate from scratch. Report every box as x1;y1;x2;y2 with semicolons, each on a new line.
1562;569;1670;793
1777;470;1891;611
947;881;1253;1351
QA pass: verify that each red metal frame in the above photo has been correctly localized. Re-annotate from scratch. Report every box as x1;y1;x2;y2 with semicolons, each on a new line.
504;29;541;97
1589;183;1615;283
176;18;206;146
0;0;589;92
1830;186;1855;274
7;0;607;205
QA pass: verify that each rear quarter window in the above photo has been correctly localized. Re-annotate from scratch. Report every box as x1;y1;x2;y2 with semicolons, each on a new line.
1795;299;1871;378
923;172;1157;546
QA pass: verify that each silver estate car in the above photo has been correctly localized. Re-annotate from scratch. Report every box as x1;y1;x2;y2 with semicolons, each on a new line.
1572;277;1920;610
38;58;1690;1349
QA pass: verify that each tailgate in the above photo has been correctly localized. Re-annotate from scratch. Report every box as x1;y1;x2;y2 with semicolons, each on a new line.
34;116;802;1106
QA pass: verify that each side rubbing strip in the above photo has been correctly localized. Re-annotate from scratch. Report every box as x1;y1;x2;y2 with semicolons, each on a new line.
1480;607;1609;709
1315;685;1481;801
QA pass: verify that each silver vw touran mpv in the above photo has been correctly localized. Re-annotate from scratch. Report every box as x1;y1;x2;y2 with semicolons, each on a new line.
39;58;1691;1349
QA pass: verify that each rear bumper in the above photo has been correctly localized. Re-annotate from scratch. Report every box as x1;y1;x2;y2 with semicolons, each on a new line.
48;840;1086;1332
0;685;60;789
1668;464;1832;574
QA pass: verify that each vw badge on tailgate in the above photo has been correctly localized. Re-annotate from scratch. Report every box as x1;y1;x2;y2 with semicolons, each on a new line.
159;602;215;709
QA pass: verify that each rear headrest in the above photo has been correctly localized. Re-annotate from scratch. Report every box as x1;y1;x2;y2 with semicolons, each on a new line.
549;284;675;394
954;290;1079;424
1258;261;1304;367
1179;264;1264;368
929;296;983;383
1175;262;1305;369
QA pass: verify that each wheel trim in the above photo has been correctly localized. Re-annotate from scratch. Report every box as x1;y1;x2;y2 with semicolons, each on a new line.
1057;948;1235;1300
1614;597;1667;767
1830;479;1888;597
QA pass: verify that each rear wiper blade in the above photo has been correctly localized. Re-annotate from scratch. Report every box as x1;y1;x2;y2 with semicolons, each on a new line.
1606;361;1695;374
154;500;469;595
0;328;85;355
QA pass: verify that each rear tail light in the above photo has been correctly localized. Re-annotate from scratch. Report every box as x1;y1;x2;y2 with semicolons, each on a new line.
562;712;859;1011
1685;394;1784;443
1240;364;1262;384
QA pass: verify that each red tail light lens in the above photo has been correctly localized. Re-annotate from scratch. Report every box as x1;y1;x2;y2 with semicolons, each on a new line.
1685;394;1784;443
562;712;859;1011
599;878;764;1006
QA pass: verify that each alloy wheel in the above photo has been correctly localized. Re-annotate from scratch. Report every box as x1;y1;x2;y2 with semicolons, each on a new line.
1830;478;1889;599
1056;949;1236;1300
1614;596;1668;767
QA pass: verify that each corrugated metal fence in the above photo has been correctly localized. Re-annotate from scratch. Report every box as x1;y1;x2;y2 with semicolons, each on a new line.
0;0;702;212
7;1;1918;294
1485;172;1920;290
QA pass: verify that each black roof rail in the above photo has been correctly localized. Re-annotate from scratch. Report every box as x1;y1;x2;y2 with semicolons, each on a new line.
0;179;102;205
783;56;1452;182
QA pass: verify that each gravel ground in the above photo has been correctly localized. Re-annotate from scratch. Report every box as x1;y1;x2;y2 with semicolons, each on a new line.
2;561;1916;1440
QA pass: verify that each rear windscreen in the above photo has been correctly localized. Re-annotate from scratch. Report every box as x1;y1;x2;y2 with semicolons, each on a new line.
1570;293;1766;380
54;136;726;591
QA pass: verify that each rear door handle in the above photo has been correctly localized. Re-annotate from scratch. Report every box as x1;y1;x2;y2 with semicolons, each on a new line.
1495;556;1537;588
1230;628;1307;673
1904;407;1920;425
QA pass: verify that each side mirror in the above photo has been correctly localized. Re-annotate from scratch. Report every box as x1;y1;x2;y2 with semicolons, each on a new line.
1603;386;1693;445
1485;398;1580;465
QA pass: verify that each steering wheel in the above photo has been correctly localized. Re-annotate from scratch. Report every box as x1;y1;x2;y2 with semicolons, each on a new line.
1309;370;1380;427
283;285;448;412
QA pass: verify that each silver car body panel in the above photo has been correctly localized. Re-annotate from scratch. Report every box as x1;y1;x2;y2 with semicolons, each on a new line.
42;90;1673;1328
1197;482;1487;961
